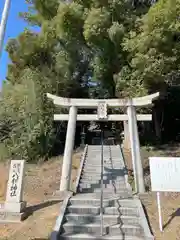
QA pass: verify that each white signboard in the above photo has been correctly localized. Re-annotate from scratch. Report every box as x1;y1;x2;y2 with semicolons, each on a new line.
149;157;180;192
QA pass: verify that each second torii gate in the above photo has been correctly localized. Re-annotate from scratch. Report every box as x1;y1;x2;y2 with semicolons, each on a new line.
47;92;159;194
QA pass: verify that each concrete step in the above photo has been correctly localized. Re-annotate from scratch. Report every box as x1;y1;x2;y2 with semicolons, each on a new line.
64;214;140;225
69;198;114;207
109;224;142;236
70;194;133;205
93;188;131;194
81;171;124;176
104;207;139;216
78;189;129;195
83;166;124;169
66;205;101;215
83;163;123;166
61;222;142;235
80;175;124;180
80;179;125;185
80;176;125;181
82;169;125;174
78;188;132;196
60;233;143;239
83;167;123;170
85;159;122;162
79;182;126;190
66;205;139;216
83;166;124;171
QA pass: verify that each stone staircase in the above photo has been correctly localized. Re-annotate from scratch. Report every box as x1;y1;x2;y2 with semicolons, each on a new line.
58;145;153;240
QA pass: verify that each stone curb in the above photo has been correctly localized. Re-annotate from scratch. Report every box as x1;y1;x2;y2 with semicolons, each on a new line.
50;191;73;240
75;144;88;193
134;198;154;240
118;144;132;192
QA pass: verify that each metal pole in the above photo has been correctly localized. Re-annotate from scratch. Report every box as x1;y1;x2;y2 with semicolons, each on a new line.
0;0;11;60
100;128;104;236
157;192;163;232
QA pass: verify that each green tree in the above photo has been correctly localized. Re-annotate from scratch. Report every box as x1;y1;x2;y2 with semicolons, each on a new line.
0;0;160;161
117;0;180;96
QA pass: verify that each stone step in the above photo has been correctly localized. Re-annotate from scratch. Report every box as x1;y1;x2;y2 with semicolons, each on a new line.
110;224;142;236
60;233;143;239
84;162;122;166
80;179;125;185
83;165;123;168
64;214;139;225
85;154;110;156
78;188;128;195
66;205;139;216
104;207;139;216
82;169;124;174
80;176;125;181
81;175;125;180
78;188;132;196
81;171;124;175
87;150;110;152
85;158;121;161
65;214;119;225
78;182;126;190
66;205;101;215
70;195;135;205
83;166;124;170
61;223;142;236
81;174;124;179
88;148;110;149
69;197;114;207
56;145;152;239
93;188;131;194
85;162;124;169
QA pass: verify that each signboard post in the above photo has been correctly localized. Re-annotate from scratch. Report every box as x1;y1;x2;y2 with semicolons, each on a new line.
157;192;163;232
149;157;180;232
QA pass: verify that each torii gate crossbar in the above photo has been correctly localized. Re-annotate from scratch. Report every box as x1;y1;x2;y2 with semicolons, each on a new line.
47;92;159;195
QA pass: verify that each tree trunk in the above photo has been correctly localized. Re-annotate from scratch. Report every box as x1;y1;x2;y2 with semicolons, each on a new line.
153;104;162;143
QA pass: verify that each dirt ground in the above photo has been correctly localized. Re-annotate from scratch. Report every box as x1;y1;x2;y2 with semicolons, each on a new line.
1;144;180;239
143;192;180;240
124;143;180;240
0;150;82;240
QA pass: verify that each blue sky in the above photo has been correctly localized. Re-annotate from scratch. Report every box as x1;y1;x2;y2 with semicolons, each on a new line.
0;0;29;87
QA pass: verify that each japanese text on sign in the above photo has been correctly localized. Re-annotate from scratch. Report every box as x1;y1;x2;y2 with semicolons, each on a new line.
10;163;21;197
149;157;180;192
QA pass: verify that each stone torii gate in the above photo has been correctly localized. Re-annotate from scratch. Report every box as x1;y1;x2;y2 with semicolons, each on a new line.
47;92;159;194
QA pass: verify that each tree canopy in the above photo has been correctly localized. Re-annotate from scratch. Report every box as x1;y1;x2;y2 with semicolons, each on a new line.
0;0;179;161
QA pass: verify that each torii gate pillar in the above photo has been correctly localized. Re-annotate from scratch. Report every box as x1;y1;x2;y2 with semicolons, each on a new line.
60;106;77;191
127;103;144;193
123;120;131;149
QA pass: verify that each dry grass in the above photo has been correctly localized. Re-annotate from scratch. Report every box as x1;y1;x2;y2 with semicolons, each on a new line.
123;143;180;240
0;151;82;240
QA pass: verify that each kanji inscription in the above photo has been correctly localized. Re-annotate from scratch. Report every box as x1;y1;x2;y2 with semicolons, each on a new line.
10;163;21;197
97;102;107;120
6;160;25;203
